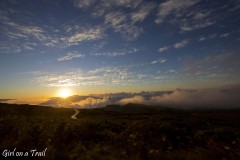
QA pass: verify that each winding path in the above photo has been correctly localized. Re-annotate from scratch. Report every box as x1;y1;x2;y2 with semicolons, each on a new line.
71;108;80;119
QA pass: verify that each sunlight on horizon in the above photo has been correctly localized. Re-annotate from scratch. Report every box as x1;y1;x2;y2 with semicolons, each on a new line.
58;89;72;98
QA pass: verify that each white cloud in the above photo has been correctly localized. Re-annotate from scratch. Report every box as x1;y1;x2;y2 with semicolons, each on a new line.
40;96;110;108
148;89;240;108
155;0;199;24
180;20;216;32
39;86;240;109
100;0;142;9
193;11;211;20
0;43;21;53
23;45;34;50
93;51;127;57
6;31;28;39
174;39;189;48
157;39;189;53
0;14;67;50
155;0;218;32
35;70;99;87
166;69;176;73
58;52;85;62
151;58;167;64
219;33;230;38
2;16;47;42
116;88;240;109
68;28;104;44
90;1;154;40
198;37;206;41
198;34;217;42
73;0;96;8
105;11;127;27
93;48;139;57
119;24;143;40
21;26;43;35
137;74;148;79
154;76;167;80
118;96;145;105
14;25;48;42
131;3;155;23
71;97;109;108
104;11;143;40
33;66;133;87
158;46;170;52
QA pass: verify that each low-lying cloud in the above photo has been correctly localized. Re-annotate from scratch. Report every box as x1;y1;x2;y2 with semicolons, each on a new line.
0;99;14;102
147;89;240;109
40;86;240;109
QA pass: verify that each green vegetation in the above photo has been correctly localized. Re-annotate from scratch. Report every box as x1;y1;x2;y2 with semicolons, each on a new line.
0;103;240;159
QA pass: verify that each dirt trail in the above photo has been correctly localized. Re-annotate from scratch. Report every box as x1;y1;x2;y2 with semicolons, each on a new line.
71;108;80;119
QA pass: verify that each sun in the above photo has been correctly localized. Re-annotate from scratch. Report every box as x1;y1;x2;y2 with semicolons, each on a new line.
59;89;71;98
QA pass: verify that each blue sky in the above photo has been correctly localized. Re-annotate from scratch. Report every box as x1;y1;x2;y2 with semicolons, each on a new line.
0;0;240;102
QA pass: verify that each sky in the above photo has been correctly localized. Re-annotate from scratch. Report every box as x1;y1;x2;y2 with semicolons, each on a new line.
0;0;240;105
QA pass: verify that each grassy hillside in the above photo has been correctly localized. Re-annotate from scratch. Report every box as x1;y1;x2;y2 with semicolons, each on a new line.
0;103;240;160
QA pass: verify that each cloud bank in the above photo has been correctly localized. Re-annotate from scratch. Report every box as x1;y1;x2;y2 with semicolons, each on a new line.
40;86;240;109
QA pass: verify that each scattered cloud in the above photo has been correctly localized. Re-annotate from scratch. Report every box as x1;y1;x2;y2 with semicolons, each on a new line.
93;51;127;57
0;43;22;53
158;46;170;52
0;13;62;51
0;10;106;51
154;0;220;32
85;0;156;40
58;52;85;62
154;76;167;80
73;0;96;8
173;39;189;48
158;39;189;52
119;25;143;40
166;69;176;73
1;14;47;42
104;11;143;40
155;0;200;24
180;20;216;32
137;74;148;79
131;2;155;23
100;0;142;9
198;34;217;42
193;11;211;20
105;11;127;27
198;37;206;41
219;33;230;38
151;58;167;64
33;66;133;87
67;28;104;44
23;43;35;50
92;48;138;57
20;26;44;39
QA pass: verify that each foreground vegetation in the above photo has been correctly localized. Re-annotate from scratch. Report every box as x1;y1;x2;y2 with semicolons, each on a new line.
0;103;240;159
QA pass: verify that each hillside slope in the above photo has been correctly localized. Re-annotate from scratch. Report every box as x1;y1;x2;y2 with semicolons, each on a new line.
0;103;240;160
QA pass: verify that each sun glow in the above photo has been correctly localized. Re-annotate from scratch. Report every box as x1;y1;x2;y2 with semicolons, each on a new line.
59;89;71;98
